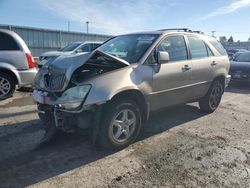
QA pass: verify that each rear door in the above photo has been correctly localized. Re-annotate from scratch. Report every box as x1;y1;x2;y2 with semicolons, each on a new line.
150;35;194;111
186;35;215;98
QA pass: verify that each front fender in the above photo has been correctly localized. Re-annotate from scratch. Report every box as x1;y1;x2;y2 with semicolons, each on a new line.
82;64;153;106
107;86;141;100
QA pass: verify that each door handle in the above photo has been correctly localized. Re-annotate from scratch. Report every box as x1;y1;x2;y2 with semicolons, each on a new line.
182;64;191;71
211;61;217;66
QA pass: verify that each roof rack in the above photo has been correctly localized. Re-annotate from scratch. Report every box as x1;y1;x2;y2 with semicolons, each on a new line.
193;31;204;34
158;28;192;32
158;28;205;34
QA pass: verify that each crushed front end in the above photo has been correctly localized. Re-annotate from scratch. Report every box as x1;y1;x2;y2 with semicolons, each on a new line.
32;67;96;133
32;51;129;135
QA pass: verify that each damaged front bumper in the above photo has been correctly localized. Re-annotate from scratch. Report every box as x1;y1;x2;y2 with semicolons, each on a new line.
33;89;101;133
53;105;95;132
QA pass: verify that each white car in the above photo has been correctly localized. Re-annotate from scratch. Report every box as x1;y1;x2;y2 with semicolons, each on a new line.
38;41;103;68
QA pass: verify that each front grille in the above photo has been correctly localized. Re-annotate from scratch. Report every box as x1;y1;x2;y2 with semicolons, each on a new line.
44;73;66;91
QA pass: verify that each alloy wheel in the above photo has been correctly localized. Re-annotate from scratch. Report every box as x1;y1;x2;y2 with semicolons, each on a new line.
110;109;137;143
209;82;223;109
0;76;11;98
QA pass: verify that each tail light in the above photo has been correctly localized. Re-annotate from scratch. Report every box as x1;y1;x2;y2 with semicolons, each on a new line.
26;53;36;68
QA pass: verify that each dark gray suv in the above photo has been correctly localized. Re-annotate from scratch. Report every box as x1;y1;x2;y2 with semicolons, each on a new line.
0;29;37;100
33;29;231;150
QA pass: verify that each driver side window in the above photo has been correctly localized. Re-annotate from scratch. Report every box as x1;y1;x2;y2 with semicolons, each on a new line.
157;35;188;62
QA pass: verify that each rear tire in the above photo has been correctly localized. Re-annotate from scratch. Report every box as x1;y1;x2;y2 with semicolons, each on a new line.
199;79;224;113
0;72;16;100
96;99;142;150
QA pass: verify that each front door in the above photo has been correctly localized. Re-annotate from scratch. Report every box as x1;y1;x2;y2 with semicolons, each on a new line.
149;35;193;111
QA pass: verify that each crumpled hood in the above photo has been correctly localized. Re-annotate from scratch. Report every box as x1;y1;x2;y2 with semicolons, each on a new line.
37;50;130;92
46;50;130;75
46;52;91;77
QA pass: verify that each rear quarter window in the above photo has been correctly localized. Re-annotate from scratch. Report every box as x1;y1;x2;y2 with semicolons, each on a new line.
0;32;20;51
207;37;227;56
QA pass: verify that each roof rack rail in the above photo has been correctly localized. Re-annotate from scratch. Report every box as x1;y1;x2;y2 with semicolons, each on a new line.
158;28;192;32
193;31;204;34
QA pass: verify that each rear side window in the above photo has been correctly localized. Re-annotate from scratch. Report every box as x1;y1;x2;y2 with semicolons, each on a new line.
0;32;20;51
207;37;227;56
157;35;188;62
187;36;209;59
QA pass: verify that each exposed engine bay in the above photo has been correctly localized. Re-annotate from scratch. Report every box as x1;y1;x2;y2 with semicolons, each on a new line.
72;51;129;84
34;50;130;93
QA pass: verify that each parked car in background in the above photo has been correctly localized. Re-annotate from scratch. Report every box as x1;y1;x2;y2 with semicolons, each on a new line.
33;29;231;150
230;51;250;83
226;49;248;60
0;29;37;100
38;41;103;68
231;51;244;60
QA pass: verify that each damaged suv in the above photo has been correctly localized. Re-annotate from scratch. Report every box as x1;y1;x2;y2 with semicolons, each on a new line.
33;29;231;150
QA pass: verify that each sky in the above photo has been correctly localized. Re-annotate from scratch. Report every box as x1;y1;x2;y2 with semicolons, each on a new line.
0;0;250;41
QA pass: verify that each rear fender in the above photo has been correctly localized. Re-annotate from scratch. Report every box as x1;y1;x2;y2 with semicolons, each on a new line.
0;62;21;85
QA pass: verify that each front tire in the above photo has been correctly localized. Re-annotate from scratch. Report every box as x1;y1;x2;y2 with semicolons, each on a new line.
199;79;224;113
96;99;142;150
0;72;16;100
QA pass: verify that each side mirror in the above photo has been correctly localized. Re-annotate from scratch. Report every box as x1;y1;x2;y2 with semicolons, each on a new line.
157;51;169;64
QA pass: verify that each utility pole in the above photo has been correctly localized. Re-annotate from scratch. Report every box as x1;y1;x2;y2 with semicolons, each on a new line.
68;21;70;32
86;21;89;34
211;31;216;37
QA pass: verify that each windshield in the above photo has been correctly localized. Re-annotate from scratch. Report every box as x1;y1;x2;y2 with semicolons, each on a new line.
234;52;250;62
59;43;81;52
97;34;159;64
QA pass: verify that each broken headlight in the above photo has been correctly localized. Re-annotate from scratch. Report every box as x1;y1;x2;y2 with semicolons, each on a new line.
56;85;91;110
